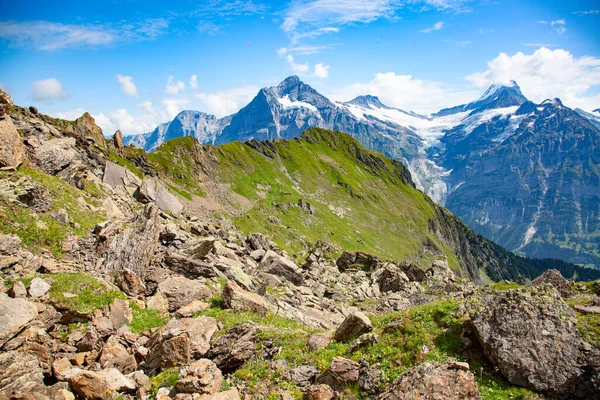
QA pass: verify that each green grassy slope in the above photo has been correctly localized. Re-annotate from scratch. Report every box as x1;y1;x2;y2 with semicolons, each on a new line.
135;128;600;283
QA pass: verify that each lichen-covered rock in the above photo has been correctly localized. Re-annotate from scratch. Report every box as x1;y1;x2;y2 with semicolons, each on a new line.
176;359;223;394
333;311;372;342
466;284;600;398
0;351;47;398
530;269;572;297
330;356;359;382
207;322;260;371
378;359;480;400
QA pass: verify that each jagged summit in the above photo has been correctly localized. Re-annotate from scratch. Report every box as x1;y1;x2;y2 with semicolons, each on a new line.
346;94;390;109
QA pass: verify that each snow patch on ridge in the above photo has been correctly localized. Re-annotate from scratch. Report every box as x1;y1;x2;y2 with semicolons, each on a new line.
277;94;318;113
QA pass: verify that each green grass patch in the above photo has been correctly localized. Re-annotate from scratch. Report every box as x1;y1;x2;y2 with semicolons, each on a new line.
147;368;179;398
129;303;169;333
576;312;600;346
487;281;523;291
48;273;126;314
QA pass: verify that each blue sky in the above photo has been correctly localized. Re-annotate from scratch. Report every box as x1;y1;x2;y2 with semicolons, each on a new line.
1;0;599;135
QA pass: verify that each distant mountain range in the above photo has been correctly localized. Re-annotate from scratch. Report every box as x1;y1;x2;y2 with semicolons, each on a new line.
123;76;600;269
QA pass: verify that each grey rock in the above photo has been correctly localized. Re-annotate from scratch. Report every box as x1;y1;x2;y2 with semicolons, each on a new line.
260;251;304;286
157;276;211;311
176;359;223;394
466;284;600;398
35;137;80;174
102;161;142;191
334;311;373;342
114;268;146;297
348;333;379;353
372;264;409;292
288;364;319;388
164;251;218;279
222;280;269;315
0;351;47;398
207;322;260;371
28;277;51;298
330;356;359;382
9;281;27;298
0;293;38;345
0;115;23;168
530;269;572;297
378;358;481;400
136;176;184;217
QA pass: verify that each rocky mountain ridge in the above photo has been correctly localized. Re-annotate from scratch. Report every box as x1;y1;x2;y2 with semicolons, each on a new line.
1;90;600;399
123;77;600;270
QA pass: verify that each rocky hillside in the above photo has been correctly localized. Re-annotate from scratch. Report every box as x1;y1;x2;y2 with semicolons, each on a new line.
1;91;600;399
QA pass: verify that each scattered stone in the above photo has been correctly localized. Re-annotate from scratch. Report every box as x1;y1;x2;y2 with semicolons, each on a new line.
399;263;427;282
330;356;359;382
27;277;51;298
573;304;600;314
222;280;269;315
108;298;133;330
176;300;210;318
307;384;337;400
146;316;219;370
146;292;170;312
157;276;211;311
333;311;373;342
9;281;27;298
260;252;304;286
287;364;319;388
246;233;274;251
0;351;47;398
176;359;223;394
530;269;572;297
358;359;381;395
35;137;80;175
136;177;184;217
372;264;409;292
379;359;480;400
0;293;38;345
307;332;333;351
466;285;599;398
114;268;146;297
207;323;260;371
348;332;379;353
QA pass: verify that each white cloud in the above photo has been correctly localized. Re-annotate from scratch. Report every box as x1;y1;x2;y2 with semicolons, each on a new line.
286;54;310;73
56;108;86;120
282;1;469;33
196;86;259;117
116;74;139;97
138;100;155;113
189;75;198;90
313;62;330;78
165;76;186;95
291;27;339;44
573;10;600;16
162;98;190;119
0;19;168;50
420;21;444;33
466;47;600;111
31;78;69;101
332;72;478;114
551;19;567;36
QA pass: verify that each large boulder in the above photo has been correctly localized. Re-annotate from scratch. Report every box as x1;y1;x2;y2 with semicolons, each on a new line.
146;316;218;370
0;293;38;345
222;280;269;315
68;368;135;400
466;285;600;398
530;269;572;297
136;176;184;217
0;115;24;168
102;161;142;193
97;204;162;278
157;276;211;311
176;359;223;394
378;359;480;400
207;322;260;371
333;311;373;342
260;251;304;285
35;137;81;175
372;264;409;292
0;351;47;398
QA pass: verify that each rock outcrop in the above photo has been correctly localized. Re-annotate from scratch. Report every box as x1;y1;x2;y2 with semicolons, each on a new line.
466;285;600;398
